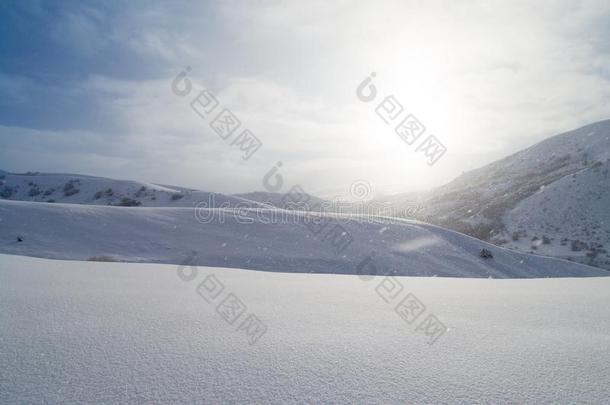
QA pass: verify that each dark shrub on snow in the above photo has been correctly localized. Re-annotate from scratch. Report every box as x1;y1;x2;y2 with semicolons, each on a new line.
118;197;142;207
63;181;80;197
479;249;494;259
87;255;116;262
0;186;15;199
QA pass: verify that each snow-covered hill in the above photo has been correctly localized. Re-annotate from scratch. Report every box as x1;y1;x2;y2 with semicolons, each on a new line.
395;119;610;269
500;159;610;267
0;199;606;278
2;117;609;275
235;191;329;210
0;171;262;208
1;254;609;403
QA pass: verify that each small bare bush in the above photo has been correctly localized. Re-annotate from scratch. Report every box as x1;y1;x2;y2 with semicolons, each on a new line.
87;255;116;262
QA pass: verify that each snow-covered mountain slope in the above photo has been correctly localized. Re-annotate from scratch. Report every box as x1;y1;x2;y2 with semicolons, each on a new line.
0;199;606;278
2;254;609;404
401;119;610;269
0;171;262;208
499;159;610;268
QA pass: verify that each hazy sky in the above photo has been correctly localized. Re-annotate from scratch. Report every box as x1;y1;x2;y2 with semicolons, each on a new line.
1;0;610;196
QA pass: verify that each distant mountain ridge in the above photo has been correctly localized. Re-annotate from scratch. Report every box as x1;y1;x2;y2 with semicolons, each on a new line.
0;171;263;209
235;191;329;211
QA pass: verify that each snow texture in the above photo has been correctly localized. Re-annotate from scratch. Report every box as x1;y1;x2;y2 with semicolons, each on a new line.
1;254;609;404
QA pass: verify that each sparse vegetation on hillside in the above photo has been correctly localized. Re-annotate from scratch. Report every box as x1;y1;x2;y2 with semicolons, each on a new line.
87;255;116;262
0;185;15;199
28;186;41;197
117;197;141;207
63;180;80;197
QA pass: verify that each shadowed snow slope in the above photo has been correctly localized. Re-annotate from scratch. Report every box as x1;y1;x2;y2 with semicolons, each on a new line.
1;254;609;403
0;199;607;278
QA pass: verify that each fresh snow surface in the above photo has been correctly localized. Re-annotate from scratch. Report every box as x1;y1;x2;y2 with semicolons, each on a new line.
1;254;609;404
0;199;607;278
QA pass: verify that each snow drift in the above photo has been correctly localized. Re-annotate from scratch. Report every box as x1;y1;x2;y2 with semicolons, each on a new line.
1;254;609;403
0;199;607;278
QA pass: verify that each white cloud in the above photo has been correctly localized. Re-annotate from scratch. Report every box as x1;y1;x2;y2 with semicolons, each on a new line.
3;0;610;195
